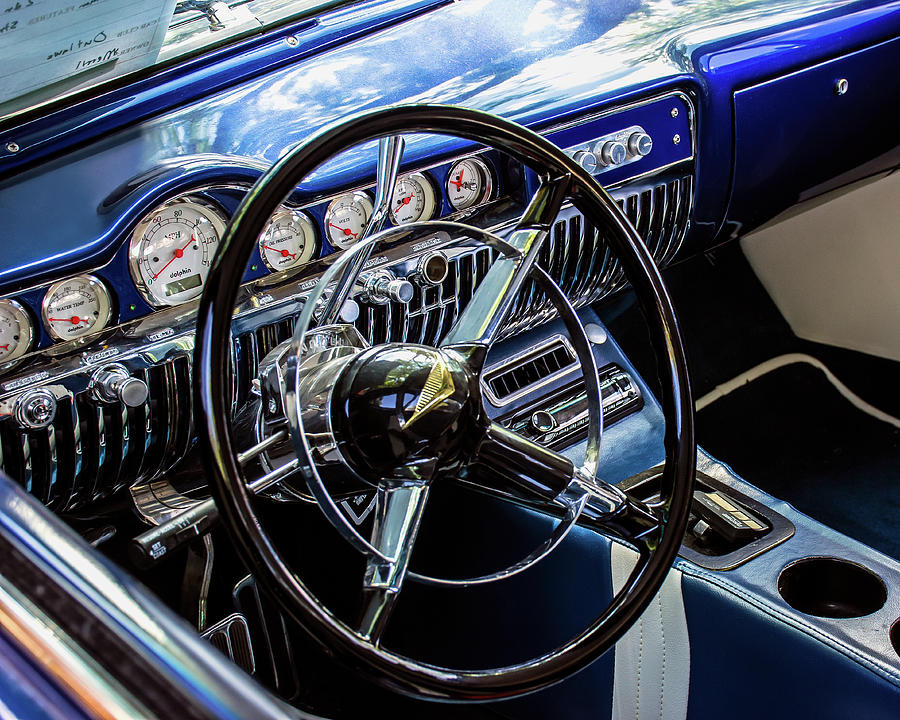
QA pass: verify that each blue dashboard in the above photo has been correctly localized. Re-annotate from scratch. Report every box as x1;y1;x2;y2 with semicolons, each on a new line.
0;0;899;513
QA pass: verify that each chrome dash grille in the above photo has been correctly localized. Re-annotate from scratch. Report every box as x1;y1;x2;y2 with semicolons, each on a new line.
0;173;691;513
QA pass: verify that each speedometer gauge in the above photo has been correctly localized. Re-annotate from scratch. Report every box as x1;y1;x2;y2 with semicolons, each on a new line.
446;157;493;211
325;192;373;249
390;172;437;225
42;274;112;341
0;299;33;363
259;209;317;272
129;198;226;307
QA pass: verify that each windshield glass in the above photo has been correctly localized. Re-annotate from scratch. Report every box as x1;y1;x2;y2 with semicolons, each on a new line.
0;0;343;120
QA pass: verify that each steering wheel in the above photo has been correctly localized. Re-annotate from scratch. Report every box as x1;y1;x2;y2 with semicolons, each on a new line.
194;105;695;701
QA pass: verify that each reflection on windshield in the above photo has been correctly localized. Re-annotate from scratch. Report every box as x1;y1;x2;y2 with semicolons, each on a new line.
0;0;337;120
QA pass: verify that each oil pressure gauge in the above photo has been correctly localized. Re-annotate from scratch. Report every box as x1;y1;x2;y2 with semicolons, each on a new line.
0;299;33;363
42;274;113;341
390;172;437;225
446;157;493;211
259;209;318;272
129;197;226;307
325;191;373;249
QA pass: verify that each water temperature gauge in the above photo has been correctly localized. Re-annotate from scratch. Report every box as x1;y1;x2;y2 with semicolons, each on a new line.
0;299;33;363
259;209;318;272
41;274;113;341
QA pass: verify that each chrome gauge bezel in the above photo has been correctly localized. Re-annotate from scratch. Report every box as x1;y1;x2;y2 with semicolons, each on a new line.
258;208;319;273
41;273;114;342
128;196;228;308
446;156;494;211
0;298;34;365
390;172;438;225
324;191;374;250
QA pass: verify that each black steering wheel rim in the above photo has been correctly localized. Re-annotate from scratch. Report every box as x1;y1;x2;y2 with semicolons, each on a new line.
194;104;695;701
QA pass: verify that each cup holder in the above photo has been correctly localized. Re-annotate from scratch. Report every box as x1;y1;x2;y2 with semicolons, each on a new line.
891;620;900;658
778;557;887;618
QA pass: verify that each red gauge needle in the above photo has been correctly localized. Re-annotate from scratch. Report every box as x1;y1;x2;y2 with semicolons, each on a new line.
449;167;465;189
264;245;296;259
48;316;85;325
328;222;357;239
395;193;414;209
153;234;196;280
0;344;8;351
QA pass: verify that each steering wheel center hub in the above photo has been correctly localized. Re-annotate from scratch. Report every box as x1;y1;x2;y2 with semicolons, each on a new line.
331;344;483;481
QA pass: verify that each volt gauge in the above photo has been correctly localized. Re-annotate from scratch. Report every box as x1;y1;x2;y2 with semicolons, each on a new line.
0;299;33;363
42;274;113;341
129;197;226;307
325;192;373;249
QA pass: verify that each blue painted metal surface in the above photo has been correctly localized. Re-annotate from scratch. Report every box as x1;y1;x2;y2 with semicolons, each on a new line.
1;0;900;342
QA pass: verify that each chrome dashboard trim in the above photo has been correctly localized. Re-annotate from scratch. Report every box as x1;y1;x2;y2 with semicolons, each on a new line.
481;333;580;408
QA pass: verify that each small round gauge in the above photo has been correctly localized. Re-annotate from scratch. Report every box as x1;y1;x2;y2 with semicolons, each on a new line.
446;157;493;211
390;172;437;225
324;191;373;249
129;198;226;307
0;299;33;363
42;274;113;341
259;209;318;272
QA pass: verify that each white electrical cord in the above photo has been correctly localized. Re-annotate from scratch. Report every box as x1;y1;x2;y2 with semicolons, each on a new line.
694;352;900;430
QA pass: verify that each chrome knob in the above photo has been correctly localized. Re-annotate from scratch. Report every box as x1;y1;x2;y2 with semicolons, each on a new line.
572;150;598;174
530;410;556;433
411;251;449;287
595;140;627;166
91;365;149;407
361;270;414;305
627;131;653;157
15;388;57;429
339;298;360;323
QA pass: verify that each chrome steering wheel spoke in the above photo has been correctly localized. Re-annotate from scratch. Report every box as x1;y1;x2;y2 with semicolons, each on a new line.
440;174;571;359
359;481;430;641
464;422;660;553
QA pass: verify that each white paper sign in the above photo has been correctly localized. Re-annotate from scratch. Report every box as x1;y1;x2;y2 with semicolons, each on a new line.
0;0;177;107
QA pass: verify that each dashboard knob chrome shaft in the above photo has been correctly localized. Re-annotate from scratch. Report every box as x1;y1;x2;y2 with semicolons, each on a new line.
360;270;414;305
91;365;149;407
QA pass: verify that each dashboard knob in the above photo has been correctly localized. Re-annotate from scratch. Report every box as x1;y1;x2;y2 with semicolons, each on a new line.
361;270;414;305
411;251;449;287
14;388;57;429
596;140;627;166
530;410;556;433
627;131;653;157
572;150;598;174
91;365;149;407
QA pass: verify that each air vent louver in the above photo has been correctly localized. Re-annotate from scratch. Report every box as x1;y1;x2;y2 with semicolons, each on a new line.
483;336;578;406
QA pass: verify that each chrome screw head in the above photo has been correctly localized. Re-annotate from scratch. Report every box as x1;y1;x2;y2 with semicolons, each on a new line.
834;78;849;96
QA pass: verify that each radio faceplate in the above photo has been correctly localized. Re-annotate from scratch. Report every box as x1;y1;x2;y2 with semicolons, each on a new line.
499;364;643;450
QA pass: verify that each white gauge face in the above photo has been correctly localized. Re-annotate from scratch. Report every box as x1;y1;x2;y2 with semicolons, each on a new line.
0;299;33;363
42;274;113;341
390;172;437;225
129;198;226;307
446;157;493;211
259;210;318;272
324;192;373;249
